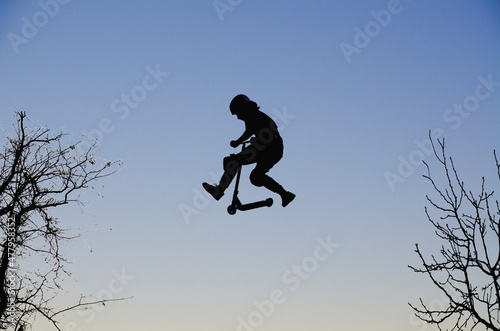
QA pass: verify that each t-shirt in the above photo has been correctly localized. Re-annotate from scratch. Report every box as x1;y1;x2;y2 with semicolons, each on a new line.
243;110;281;146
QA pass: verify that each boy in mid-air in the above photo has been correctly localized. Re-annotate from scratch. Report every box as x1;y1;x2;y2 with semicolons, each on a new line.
203;94;295;207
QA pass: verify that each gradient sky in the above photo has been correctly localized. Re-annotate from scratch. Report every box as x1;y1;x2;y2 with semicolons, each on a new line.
1;1;500;330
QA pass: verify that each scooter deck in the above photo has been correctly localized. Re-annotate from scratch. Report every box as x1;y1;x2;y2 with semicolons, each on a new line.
227;198;273;215
238;198;273;211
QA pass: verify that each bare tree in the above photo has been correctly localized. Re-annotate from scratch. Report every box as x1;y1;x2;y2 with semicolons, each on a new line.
409;134;500;331
0;112;121;330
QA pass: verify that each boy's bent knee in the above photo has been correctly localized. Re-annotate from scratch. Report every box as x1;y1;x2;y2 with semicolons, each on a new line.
250;171;265;187
224;155;240;172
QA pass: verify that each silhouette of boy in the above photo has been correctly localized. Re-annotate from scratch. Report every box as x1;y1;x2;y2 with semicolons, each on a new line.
203;94;295;207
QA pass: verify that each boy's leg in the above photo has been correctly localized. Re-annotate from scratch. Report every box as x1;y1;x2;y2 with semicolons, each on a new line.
248;141;283;193
250;164;295;207
203;146;257;200
218;154;241;191
221;145;260;189
248;142;295;206
249;165;284;194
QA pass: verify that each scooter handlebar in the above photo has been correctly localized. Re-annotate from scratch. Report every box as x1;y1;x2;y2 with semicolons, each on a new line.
232;140;252;148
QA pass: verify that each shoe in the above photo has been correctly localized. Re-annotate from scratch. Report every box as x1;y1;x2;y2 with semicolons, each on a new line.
281;191;296;207
202;182;224;201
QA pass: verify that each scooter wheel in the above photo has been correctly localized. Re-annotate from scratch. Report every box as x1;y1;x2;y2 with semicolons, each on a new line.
227;205;237;215
266;198;273;207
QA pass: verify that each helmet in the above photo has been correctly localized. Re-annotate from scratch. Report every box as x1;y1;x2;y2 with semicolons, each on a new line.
230;94;251;114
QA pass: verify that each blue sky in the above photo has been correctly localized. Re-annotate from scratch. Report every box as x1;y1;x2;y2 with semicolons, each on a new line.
1;1;500;330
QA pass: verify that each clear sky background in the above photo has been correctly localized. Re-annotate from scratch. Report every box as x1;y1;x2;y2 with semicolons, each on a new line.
1;1;500;330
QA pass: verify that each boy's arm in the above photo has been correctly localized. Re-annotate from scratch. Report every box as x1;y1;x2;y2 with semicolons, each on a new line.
231;129;252;147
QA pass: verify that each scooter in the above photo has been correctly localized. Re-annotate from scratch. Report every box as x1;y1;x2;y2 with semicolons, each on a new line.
227;141;273;215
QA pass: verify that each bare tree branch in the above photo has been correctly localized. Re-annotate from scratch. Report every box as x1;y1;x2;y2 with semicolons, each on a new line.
0;112;124;330
409;132;500;331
